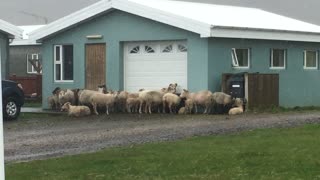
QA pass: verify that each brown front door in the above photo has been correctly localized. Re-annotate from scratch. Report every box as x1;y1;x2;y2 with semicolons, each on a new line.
85;44;106;90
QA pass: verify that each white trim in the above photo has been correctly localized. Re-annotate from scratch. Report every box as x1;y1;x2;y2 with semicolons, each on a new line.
54;45;74;82
27;53;41;74
0;19;23;39
211;27;320;43
304;50;318;70
270;49;286;69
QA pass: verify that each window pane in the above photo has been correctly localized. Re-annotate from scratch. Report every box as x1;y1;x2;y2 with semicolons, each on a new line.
55;46;60;61
27;60;33;73
272;49;285;67
63;45;73;80
306;51;317;67
56;64;61;80
236;49;249;67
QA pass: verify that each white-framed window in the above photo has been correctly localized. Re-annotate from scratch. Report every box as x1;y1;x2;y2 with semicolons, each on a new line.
54;45;74;82
270;49;286;69
231;48;250;68
304;50;318;69
27;53;42;74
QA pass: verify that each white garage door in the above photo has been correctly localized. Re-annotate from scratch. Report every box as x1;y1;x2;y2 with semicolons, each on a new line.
124;41;188;93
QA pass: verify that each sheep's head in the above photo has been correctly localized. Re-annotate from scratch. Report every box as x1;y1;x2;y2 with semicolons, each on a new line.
167;83;178;93
52;87;61;95
61;102;71;112
180;89;189;99
233;98;243;107
139;89;145;92
98;85;107;94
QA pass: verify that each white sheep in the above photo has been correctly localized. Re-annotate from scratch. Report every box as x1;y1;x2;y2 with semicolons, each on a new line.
213;92;232;106
78;89;102;106
126;97;140;113
138;90;165;114
162;93;181;113
59;89;76;106
185;99;194;114
90;93;118;115
61;102;91;117
178;107;186;114
180;90;214;114
228;98;244;115
48;95;60;110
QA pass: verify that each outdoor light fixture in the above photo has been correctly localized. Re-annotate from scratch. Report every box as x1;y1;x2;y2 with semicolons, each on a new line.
86;35;103;39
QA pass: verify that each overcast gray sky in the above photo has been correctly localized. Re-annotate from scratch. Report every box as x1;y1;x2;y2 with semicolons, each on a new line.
1;0;320;26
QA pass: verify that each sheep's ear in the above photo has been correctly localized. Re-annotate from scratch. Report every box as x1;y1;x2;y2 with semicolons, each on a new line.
183;89;188;92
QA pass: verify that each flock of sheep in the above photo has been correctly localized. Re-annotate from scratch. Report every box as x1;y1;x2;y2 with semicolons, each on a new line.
48;83;244;117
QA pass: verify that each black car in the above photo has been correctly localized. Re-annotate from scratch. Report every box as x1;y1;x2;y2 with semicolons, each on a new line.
2;80;24;120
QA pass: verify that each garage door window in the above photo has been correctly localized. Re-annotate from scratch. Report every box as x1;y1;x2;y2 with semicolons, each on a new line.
130;46;140;54
178;44;187;52
162;45;173;53
145;45;155;53
54;45;74;82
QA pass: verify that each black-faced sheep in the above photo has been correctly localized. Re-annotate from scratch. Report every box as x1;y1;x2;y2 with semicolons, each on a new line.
61;102;91;117
180;90;214;114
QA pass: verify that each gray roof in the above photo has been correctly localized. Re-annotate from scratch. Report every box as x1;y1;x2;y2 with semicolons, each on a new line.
1;0;319;27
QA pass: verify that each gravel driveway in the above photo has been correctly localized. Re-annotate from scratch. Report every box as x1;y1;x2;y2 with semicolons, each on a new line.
4;112;320;163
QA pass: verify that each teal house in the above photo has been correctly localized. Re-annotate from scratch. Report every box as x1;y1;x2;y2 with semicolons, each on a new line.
0;19;22;79
30;0;320;108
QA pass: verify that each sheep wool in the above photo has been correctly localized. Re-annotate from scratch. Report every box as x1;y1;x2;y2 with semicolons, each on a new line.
61;102;91;117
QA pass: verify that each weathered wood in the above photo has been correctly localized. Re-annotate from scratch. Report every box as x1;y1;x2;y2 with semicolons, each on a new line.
247;74;279;109
222;73;279;109
85;44;106;90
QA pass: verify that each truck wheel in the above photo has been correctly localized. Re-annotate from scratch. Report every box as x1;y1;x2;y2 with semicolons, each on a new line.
4;97;21;120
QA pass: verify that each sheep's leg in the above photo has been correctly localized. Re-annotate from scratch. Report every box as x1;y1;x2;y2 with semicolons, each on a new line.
93;103;99;115
148;103;152;114
106;105;109;115
204;104;209;114
139;101;143;114
195;104;198;114
163;101;166;114
169;103;173;114
127;104;131;113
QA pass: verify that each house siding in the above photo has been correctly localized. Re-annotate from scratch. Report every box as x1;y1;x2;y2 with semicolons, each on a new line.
41;9;320;109
9;45;41;77
41;10;209;108
0;32;9;79
208;38;320;107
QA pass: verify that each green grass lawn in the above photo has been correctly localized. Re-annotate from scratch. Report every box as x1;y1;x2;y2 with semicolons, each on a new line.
6;125;320;180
